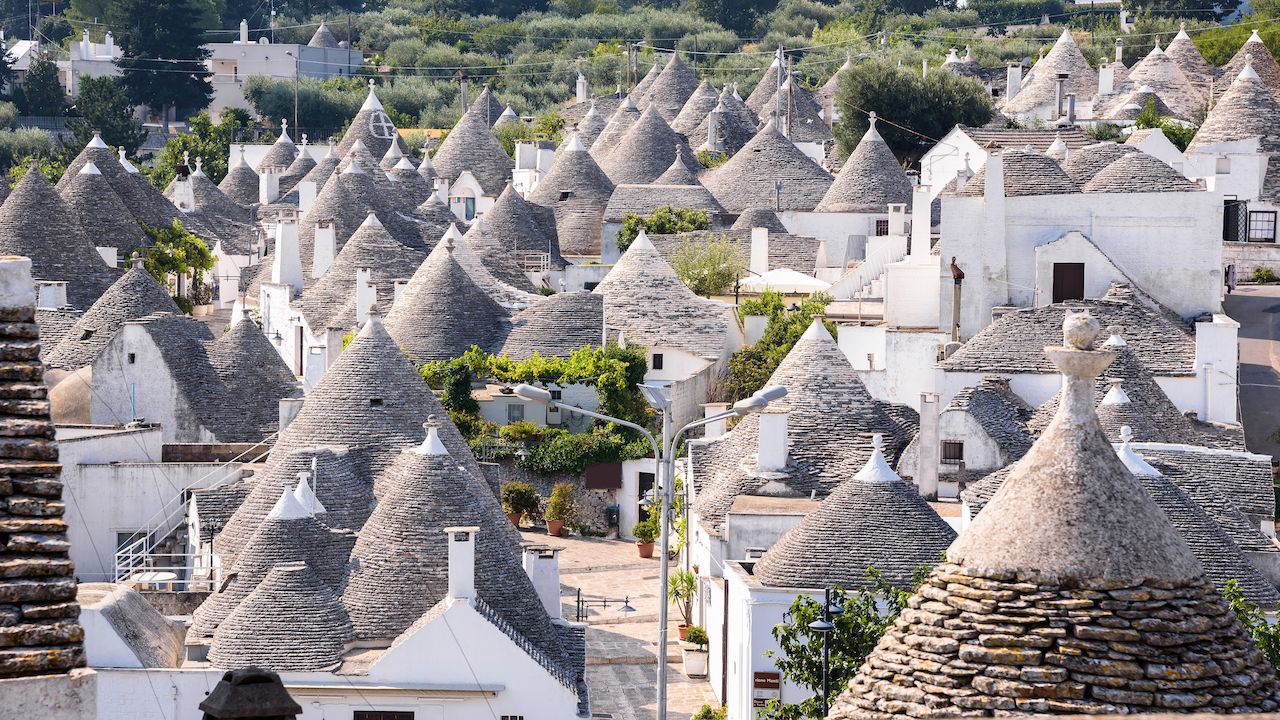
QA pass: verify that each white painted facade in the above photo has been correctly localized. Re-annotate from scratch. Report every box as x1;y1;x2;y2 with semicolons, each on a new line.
91;325;216;443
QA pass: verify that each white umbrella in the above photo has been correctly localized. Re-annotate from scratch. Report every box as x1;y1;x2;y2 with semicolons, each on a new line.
738;268;832;294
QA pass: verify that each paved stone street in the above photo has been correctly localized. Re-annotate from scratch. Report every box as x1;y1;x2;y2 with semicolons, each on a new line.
1224;284;1280;456
528;529;718;720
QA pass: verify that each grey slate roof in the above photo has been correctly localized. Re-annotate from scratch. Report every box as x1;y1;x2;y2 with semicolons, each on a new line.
308;21;341;48
387;163;434;209
45;264;180;370
730;208;787;234
212;446;366;575
278;147;339;205
296;164;393;279
0;168;119;309
570;102;607;148
78;583;184;668
594;233;732;360
191;479;249;543
1166;28;1216;92
759;79;832;144
640;54;700;122
691;321;918;534
745;59;783;115
59;138;181;233
411;195;456;247
278;147;316;194
1189;61;1280;153
655;153;701;186
528;135;614;256
469;86;505;127
295;214;426;331
940;283;1196;376
206;318;302;440
460;220;542;295
431;109;514;197
692;87;760;154
219;155;260;207
1101;46;1203;120
701;119;833;212
500;291;603;360
257;131;298;172
1105;85;1177;122
816;117;911;212
1094;380;1164;442
1132;443;1276;525
1058;141;1138;186
670;79;720;138
340;429;568;673
271;314;486;481
945;375;1034;459
753;440;955;590
209;562;353;672
36;307;82;359
630;63;661;103
59;164;148;258
1004;29;1098;114
1217;32;1280;100
956;124;1093;153
1082;149;1199;193
479;183;566;268
953;149;1079;197
336;89;410;160
384;240;512;363
598;105;698;186
603;184;724;223
589;96;641;160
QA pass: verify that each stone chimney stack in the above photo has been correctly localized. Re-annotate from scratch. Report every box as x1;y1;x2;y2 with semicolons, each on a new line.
522;545;563;620
1115;37;1123;63
916;393;940;499
576;72;588;103
81;28;90;60
445;526;479;603
756;411;789;472
888;203;908;237
239;18;249;44
36;281;67;310
1098;64;1115;95
259;167;281;204
1005;63;1022;100
910;183;931;260
312;220;336;278
104;31;113;57
393;279;409;304
297;180;317;213
271;212;303;293
1055;73;1068;119
355;267;375;324
702;403;730;440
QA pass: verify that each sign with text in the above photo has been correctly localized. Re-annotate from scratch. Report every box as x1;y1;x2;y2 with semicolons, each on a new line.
752;671;781;708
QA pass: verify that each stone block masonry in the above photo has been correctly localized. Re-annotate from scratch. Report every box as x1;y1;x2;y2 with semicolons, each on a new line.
0;256;85;678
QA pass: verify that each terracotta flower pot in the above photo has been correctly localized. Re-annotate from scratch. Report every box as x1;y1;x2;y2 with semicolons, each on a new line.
507;512;522;527
678;624;689;641
547;519;564;536
637;541;655;558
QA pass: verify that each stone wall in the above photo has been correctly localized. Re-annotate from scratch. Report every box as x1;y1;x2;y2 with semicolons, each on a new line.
479;461;618;536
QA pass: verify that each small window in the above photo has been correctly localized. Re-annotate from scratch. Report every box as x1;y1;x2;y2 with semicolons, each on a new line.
507;403;525;423
942;441;964;465
79;329;95;341
501;716;525;720
1248;211;1277;243
550;389;563;400
354;713;414;720
559;191;572;201
127;353;136;364
583;281;599;291
874;219;889;236
369;398;384;407
652;353;664;370
1216;156;1231;174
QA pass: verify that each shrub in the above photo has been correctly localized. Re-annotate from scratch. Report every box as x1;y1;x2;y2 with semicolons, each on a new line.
499;420;544;442
692;705;727;720
1254;266;1278;284
545;481;576;524
685;624;709;648
0;129;54;177
632;517;658;543
672;235;745;297
1223;579;1280;676
501;481;541;518
616;206;711;254
670;569;697;625
695;149;729;169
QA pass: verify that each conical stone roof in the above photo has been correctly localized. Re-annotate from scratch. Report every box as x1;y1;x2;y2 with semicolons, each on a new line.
745;56;784;115
671;79;720;138
460;219;541;296
760;79;832;144
955;149;1080;198
753;434;956;590
336;85;409;160
281;145;339;206
730;208;787;233
387;159;433;208
528;134;614;256
61;138;183;230
384;239;511;363
630;63;661;102
1218;31;1280;99
209;562;352;672
1166;24;1215;92
500;291;603;360
45;260;179;370
641;54;700;122
379;141;405;172
431;109;513;197
469;86;505;126
272;313;485;481
654;153;701;186
482;182;562;262
829;313;1280;718
1059;142;1138;186
701;118;833;211
1005;28;1098;114
278;143;316;194
1095;379;1163;442
692;88;759;154
308;20;340;48
257;124;298;171
570;101;607;149
0;168;118;308
1082;150;1199;193
817;115;911;212
589;96;641;160
206;319;302;441
59;162;148;258
340;423;566;670
416;151;437;182
297;163;387;277
1189;61;1280;152
412;194;455;248
1104;46;1202;120
1107;85;1176;122
219;149;260;206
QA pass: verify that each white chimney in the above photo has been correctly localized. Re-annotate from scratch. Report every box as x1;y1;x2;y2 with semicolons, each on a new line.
393;279;409;304
298;180;317;213
575;72;588;103
35;281;66;309
355;266;375;324
271;214;303;292
707;102;725;153
755;411;788;472
984;150;1005;199
749;227;769;276
702;403;730;440
887;203;908;236
324;328;345;369
312;221;336;278
104;31;113;57
239;18;249;44
445;526;479;603
1098;64;1114;96
434;177;450;204
522;545;563;620
259;168;281;204
916;393;940;500
278;397;304;432
1006;63;1022;99
172;174;196;212
81;29;90;60
910;184;931;260
1115;37;1123;63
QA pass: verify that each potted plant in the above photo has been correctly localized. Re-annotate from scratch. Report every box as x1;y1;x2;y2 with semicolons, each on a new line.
190;274;214;316
682;625;709;677
633;518;658;558
544;482;575;537
669;569;696;640
501;482;539;528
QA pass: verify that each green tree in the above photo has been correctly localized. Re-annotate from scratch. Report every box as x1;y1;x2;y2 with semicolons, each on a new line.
833;59;993;163
723;291;834;401
23;52;65;116
1223;579;1280;676
1134;98;1198;151
762;568;926;720
68;76;148;156
440;362;481;416
671;235;744;297
108;0;214;131
149;109;252;189
142;220;215;312
616;205;711;254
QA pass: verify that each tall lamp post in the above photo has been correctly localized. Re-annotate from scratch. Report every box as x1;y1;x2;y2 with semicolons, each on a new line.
284;50;299;137
514;382;787;720
808;587;844;718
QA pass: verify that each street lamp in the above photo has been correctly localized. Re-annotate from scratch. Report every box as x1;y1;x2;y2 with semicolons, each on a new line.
513;381;787;720
807;587;844;718
284;50;299;137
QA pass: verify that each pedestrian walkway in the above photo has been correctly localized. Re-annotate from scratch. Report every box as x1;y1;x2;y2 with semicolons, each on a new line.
541;531;718;720
1224;284;1280;456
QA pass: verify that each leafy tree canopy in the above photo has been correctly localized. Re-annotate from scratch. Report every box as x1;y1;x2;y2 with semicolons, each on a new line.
68;76;148;157
722;291;833;401
671;235;744;297
23;52;65;117
149;109;253;189
617;205;710;254
108;0;215;123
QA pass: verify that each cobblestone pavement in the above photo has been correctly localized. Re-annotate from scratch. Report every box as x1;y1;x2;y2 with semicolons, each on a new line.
534;530;718;720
